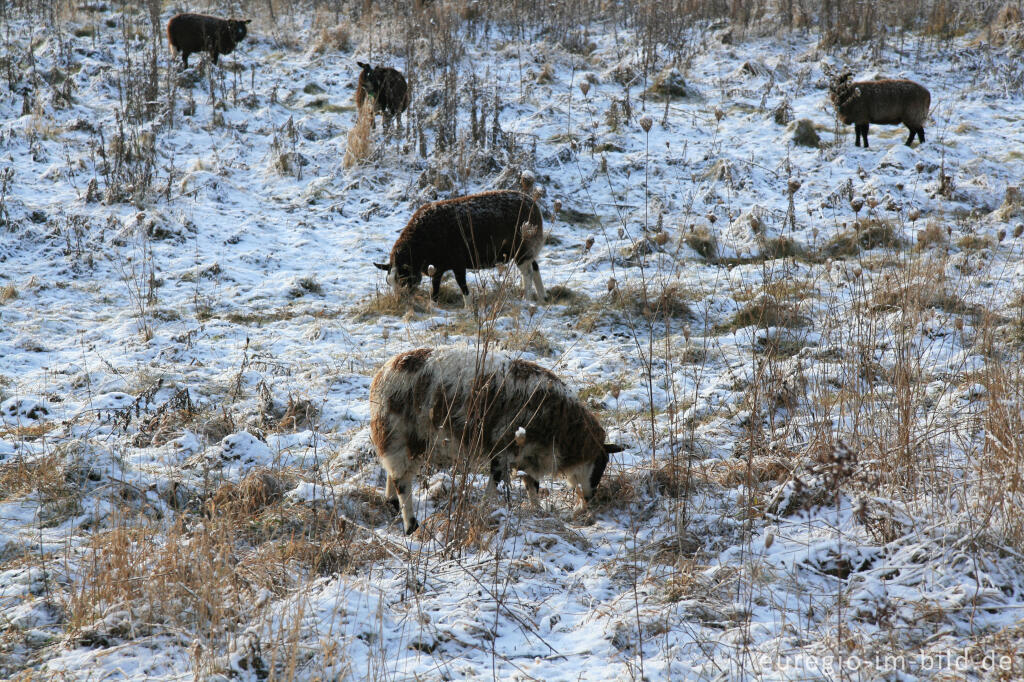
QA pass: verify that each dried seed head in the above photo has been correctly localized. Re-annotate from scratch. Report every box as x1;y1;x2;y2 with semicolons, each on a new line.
850;196;864;213
553;199;562;214
866;196;879;209
787;179;801;194
520;171;535;194
427;264;436;276
652;230;669;246
908;208;921;222
639;116;653;133
1016;223;1024;238
764;532;775;549
610;385;621;399
706;213;717;224
584;235;595;251
999;229;1007;242
580;81;590;97
714;107;725;121
607;277;616;292
382;328;390;340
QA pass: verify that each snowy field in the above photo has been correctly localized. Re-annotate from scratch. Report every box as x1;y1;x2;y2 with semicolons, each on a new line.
2;1;1024;679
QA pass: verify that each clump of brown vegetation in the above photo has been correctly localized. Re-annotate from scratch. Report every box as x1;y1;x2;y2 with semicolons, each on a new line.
824;218;904;257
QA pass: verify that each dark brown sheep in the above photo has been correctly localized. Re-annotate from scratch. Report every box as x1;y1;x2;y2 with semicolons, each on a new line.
829;73;931;148
355;61;410;129
167;13;251;69
373;190;546;306
369;346;623;534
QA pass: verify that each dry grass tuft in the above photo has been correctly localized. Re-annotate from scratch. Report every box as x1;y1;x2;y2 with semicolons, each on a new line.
684;226;718;260
343;101;374;169
589;468;638;508
311;23;351;54
789;118;820;147
916;220;948;249
609;280;693;320
545;284;584;305
956;233;997;251
415;501;500;552
0;283;16;303
352;290;430;320
823;218;904;257
716;295;805;333
209;468;292;518
275;396;320;432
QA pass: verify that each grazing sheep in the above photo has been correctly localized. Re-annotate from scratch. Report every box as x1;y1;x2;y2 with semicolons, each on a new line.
369;346;623;535
829;72;931;148
355;61;410;129
373;190;546;306
167;13;251;69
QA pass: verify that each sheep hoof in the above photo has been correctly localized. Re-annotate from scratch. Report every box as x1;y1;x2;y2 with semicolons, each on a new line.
404;517;419;535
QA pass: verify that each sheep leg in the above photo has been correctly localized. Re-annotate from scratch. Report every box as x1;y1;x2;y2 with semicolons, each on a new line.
517;261;535;300
860;123;870;148
380;442;419;534
181;52;190;68
487;456;510;504
394;471;418;535
531;260;546;302
430;271;444;301
918;128;925;143
905;127;915;146
453;269;472;308
211;51;219;65
384;474;400;514
521;474;541;507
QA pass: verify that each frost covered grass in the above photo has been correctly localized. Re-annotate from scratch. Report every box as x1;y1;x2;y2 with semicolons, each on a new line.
3;0;1024;679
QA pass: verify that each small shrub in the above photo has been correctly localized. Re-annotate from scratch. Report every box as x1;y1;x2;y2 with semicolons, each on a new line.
823;219;904;258
715;295;805;333
684;226;718;260
609;280;692;320
790;118;820;148
646;67;690;99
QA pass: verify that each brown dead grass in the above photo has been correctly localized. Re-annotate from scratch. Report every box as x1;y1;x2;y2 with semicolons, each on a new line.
343;101;374;168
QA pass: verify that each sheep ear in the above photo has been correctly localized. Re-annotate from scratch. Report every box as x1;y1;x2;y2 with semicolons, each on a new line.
373;262;391;271
357;61;370;70
244;19;252;24
604;443;624;454
854;86;861;97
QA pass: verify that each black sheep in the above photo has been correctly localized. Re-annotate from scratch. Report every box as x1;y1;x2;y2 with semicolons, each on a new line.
374;190;546;306
355;61;410;129
167;13;251;69
829;73;931;148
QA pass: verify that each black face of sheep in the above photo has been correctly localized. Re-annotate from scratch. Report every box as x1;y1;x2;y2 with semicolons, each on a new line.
167;14;251;69
369;346;625;535
373;190;546;307
829;72;931;148
355;61;410;129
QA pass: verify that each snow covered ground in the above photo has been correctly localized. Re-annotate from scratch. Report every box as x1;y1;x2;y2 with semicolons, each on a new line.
2;2;1024;679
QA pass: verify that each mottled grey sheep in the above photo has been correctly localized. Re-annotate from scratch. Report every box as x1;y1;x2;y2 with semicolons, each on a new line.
167;13;251;69
369;346;623;535
829;73;931;148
